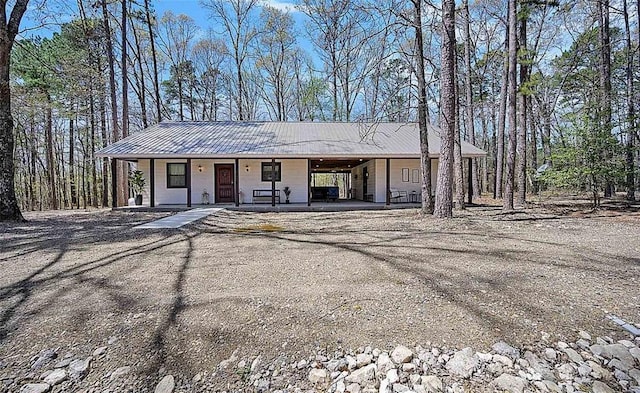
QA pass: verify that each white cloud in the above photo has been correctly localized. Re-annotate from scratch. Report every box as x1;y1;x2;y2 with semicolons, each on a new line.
259;0;300;13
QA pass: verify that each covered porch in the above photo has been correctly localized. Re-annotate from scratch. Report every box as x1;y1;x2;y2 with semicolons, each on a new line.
111;156;477;210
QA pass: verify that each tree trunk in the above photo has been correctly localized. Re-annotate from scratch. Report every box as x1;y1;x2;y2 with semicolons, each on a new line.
542;103;552;165
503;0;517;211
131;19;148;128
622;0;636;201
413;0;432;214
516;10;528;207
453;53;465;210
598;0;612;198
0;1;28;220
120;0;129;203
528;103;537;190
434;0;456;218
29;118;36;210
463;0;479;198
98;55;109;208
144;0;162;123
69;110;77;208
495;36;508;199
480;104;490;193
45;94;58;210
102;0;122;206
90;86;99;207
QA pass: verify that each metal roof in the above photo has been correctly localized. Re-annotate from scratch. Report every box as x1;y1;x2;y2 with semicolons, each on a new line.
96;121;487;159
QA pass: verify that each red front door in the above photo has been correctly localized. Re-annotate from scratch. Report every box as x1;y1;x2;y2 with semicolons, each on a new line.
215;164;235;203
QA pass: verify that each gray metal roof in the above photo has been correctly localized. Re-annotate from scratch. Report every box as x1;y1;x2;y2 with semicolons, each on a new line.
96;121;487;159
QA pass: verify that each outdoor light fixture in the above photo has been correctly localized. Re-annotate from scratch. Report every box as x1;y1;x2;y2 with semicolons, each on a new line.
198;165;203;172
359;158;363;162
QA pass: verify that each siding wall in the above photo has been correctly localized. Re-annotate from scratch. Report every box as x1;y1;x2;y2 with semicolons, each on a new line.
238;159;308;203
351;159;377;201
135;157;439;206
388;159;439;196
374;159;387;203
138;158;309;205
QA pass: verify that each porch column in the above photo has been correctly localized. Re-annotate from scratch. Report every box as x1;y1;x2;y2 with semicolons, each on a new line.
111;158;117;208
150;159;155;207
385;158;390;205
235;158;240;207
307;159;311;206
186;158;192;208
271;158;276;207
467;157;473;204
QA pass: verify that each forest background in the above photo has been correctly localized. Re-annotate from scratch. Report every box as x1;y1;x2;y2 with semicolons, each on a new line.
1;0;638;218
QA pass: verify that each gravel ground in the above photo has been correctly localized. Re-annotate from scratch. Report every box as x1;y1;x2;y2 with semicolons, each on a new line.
0;203;639;391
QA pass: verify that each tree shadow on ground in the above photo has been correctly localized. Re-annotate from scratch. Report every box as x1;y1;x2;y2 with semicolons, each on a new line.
1;208;639;384
0;212;185;344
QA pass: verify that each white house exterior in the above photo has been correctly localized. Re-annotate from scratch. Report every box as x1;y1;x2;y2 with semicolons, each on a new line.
96;121;486;207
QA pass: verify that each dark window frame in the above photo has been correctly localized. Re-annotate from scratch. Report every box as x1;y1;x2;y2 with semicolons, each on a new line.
167;163;188;188
261;162;282;182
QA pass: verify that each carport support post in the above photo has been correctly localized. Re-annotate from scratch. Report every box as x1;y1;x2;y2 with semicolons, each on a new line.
235;158;239;207
467;158;473;204
386;158;390;205
307;159;311;206
111;158;117;208
150;159;155;207
186;158;192;207
271;158;276;207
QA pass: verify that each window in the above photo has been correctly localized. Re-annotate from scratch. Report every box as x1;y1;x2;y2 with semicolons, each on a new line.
167;163;187;188
261;162;281;182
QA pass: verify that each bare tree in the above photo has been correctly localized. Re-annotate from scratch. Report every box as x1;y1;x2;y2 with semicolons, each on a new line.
255;6;296;121
192;35;227;121
302;0;375;121
202;0;259;121
157;11;198;121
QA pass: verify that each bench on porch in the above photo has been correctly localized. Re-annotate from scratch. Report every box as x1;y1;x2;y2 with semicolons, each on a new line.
252;189;280;204
389;188;408;203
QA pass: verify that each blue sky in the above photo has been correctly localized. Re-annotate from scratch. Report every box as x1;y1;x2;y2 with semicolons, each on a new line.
21;0;307;42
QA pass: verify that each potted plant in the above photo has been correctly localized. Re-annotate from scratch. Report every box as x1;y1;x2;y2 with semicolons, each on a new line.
129;170;146;206
283;186;291;204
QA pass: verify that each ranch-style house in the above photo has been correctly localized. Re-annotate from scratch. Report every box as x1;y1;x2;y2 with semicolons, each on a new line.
96;121;486;208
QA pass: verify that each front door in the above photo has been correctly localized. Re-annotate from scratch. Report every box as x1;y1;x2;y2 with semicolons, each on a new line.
215;164;235;203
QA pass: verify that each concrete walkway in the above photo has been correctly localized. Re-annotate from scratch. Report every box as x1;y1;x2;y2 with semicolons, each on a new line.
135;208;222;229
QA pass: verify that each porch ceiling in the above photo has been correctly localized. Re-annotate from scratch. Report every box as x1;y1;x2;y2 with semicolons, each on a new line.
310;159;367;172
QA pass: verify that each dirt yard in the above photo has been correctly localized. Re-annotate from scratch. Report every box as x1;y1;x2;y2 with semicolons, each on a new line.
0;203;639;391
